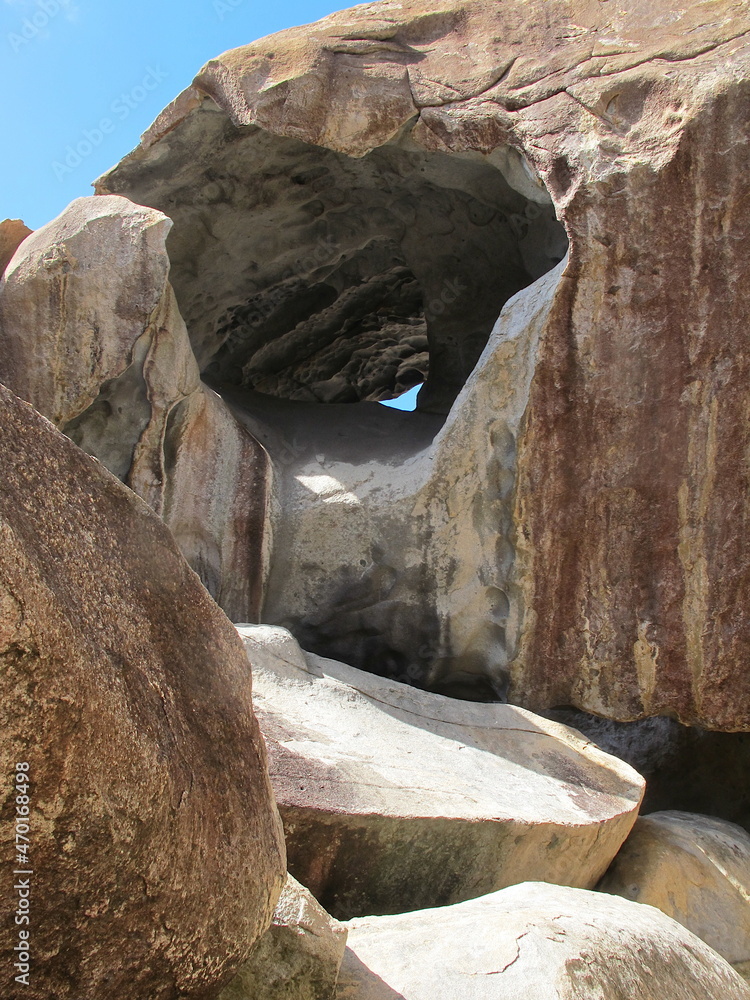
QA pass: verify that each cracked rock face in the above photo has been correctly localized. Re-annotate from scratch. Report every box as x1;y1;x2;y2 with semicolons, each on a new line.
237;625;644;920
335;882;750;1000
36;0;750;729
0;385;285;1000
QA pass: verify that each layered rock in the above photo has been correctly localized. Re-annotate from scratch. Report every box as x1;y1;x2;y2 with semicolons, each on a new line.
95;0;750;729
599;811;750;967
0;384;285;999
220;874;347;1000
238;625;644;919
336;882;750;1000
0;196;270;622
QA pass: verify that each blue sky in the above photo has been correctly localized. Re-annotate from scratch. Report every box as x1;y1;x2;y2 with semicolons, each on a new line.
0;0;347;230
1;0;420;409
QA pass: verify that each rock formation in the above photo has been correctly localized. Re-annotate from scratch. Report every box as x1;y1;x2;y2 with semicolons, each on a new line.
91;0;750;729
0;196;270;622
336;881;750;1000
598;811;750;968
238;624;644;918
219;874;347;1000
0;384;286;999
4;0;750;993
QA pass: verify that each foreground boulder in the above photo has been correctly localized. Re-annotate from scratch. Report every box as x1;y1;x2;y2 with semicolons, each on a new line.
238;625;644;918
97;0;750;728
599;810;750;967
0;195;271;621
336;882;750;1000
0;384;285;1000
220;874;347;1000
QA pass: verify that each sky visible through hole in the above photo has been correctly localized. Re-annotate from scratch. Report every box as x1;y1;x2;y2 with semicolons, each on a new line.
379;384;421;411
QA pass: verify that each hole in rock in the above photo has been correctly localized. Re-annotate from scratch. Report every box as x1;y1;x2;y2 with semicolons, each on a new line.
109;105;569;695
118;106;568;417
379;384;422;411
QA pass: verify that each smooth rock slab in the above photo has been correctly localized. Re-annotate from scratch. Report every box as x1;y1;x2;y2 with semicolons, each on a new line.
598;810;750;965
220;874;347;1000
0;385;286;1000
238;625;644;919
336;882;750;1000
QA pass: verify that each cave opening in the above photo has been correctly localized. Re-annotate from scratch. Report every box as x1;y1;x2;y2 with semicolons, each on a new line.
103;102;569;697
115;102;568;419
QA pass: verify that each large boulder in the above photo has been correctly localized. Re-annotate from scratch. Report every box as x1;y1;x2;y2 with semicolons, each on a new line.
598;810;750;967
335;882;750;1000
219;874;347;1000
237;625;644;919
0;384;286;1000
0;195;271;622
97;0;750;729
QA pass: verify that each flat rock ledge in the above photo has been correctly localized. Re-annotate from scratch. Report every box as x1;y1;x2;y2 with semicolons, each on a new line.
238;625;644;919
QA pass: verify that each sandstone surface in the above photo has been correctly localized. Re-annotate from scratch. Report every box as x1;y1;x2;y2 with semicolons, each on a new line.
220;874;347;1000
96;0;750;729
0;384;285;1000
598;810;750;966
238;624;644;919
336;882;750;1000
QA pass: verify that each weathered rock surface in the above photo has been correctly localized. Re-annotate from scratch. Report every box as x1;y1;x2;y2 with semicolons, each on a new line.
598;810;750;966
0;195;271;622
0;384;285;1000
96;0;750;729
0;218;31;275
220;874;347;1000
336;882;750;1000
238;624;644;919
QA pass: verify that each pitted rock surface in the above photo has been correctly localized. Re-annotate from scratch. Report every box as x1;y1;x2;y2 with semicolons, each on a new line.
0;384;285;1000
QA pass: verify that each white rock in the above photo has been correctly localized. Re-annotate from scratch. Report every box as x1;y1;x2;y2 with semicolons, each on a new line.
237;625;644;919
336;882;750;1000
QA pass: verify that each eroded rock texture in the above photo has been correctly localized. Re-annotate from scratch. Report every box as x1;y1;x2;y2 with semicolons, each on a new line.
0;384;285;1000
93;0;750;729
238;625;643;919
0;196;270;621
